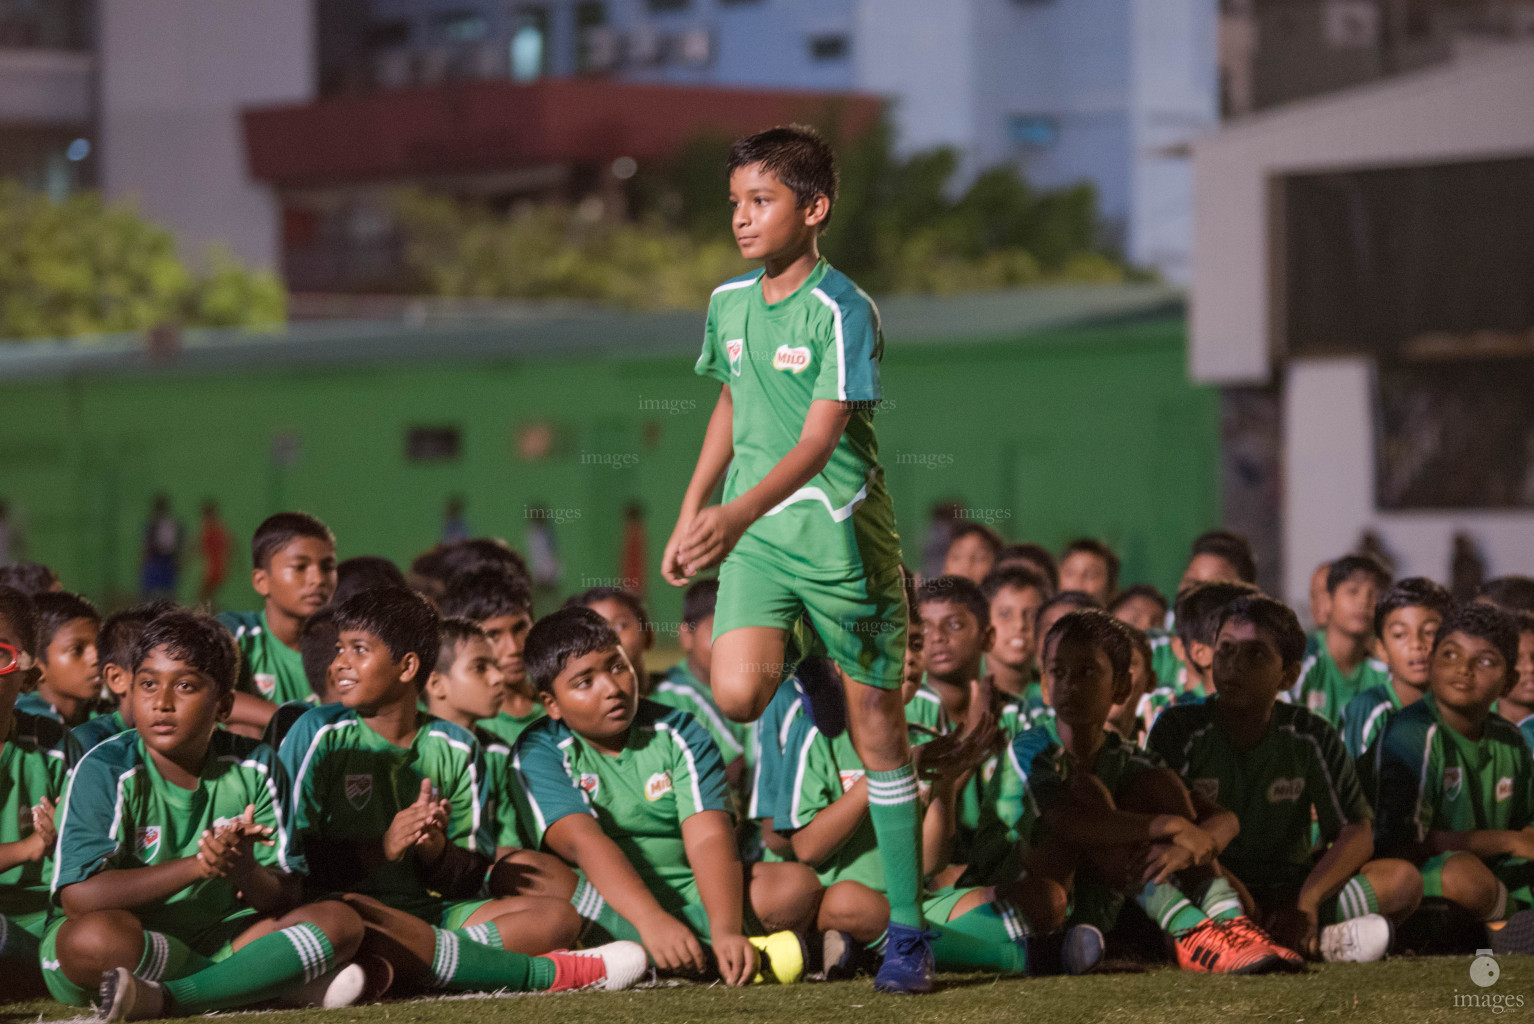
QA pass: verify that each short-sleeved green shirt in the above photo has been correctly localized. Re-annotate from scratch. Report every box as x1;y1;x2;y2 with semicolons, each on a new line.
1289;631;1390;726
651;663;748;765
1368;695;1534;858
695;260;901;580
513;700;730;908
70;709;127;754
13;692;114;727
52;730;298;942
476;706;546;749
1;712;77;933
477;724;525;851
747;679;804;826
1147;698;1371;880
218;610;314;706
278;705;490;913
1340;683;1410;762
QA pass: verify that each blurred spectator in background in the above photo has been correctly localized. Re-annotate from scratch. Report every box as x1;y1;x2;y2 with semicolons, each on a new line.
198;499;231;606
140;494;183;600
622;501;648;599
443;495;469;543
1452;531;1487;604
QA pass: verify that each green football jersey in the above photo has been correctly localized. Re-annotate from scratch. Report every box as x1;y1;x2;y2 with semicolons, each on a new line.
1289;632;1390;725
1340;683;1409;762
217;610;314;706
1147;698;1370;878
70;709;127;754
476;705;546;748
747;679;804;825
775;687;947;891
651;663;748;765
953;699;1031;885
695;260;901;580
52;730;298;941
1368;696;1534;858
476;724;525;852
513;700;730;908
1;711;77;932
279;705;491;910
1149;630;1186;694
13;692;113;726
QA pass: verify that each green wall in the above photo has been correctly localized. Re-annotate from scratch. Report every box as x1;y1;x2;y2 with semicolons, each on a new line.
2;314;1217;630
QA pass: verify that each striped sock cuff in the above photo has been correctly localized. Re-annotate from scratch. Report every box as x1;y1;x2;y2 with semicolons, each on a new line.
1488;881;1510;923
865;930;889;956
993;898;1033;944
431;927;461;989
136;931;172;982
1156;897;1194;933
460;921;503;949
282;923;336;984
1336;876;1378;921
866;764;919;807
572;879;606;923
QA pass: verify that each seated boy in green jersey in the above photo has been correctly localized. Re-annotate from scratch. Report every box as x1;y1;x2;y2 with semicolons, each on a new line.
980;565;1053;710
72;603;175;754
16;591;107;728
219;512;338;736
1290;554;1392;724
1340;578;1453;761
0;586;79;995
279;589;645;995
1150;596;1420;964
564;586;655;696
941;522;1003;585
660;125;934;993
1103;624;1158;745
1058;539;1119;607
46;610;367;1019
514;607;820;987
1368;602;1534;952
996;611;1297;975
437;567;542;745
653;579;751;787
424;616;577;902
1495;611;1534;751
1108;585;1168;635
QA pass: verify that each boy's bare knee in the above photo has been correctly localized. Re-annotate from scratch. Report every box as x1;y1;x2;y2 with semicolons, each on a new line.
751;862;822;932
818;881;887;941
489;849;578;900
301;900;365;960
1365;858;1423;916
57;911;143;987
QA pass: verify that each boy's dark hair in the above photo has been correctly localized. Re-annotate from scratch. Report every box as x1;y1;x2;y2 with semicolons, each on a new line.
1043;610;1134;679
1479;576;1534;615
34;591;100;659
980;564;1054;603
563;587;651;636
99;601;177;669
1176;580;1262;649
1062;538;1121;592
1216;594;1307;669
996;543;1059;590
1434;601;1520;678
525;607;623;694
1373;577;1454;639
298;608;340;694
439;567;534;624
726;124;839;227
129;610;239;695
252;511;335;570
1190;529;1258;584
681;578;720;628
0;585;41;657
0;562;58;596
1518;609;1534;639
412;539;530;592
436;616;489;676
333;556;407;608
917;575;991;632
1124;623;1158;688
949;522;1004;558
334;587;442;684
1037;590;1104;627
1109;583;1169;621
1326;554;1391;595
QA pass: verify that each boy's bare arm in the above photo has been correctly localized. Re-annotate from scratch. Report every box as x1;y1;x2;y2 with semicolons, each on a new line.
681;809;757;986
59;858;211;918
663;386;736;586
1296;821;1372;912
1424;826;1534;860
788;777;870;867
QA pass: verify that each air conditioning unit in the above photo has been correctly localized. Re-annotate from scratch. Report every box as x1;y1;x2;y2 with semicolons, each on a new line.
1323;0;1380;49
675;26;713;67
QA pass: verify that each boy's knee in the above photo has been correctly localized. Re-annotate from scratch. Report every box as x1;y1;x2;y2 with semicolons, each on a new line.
489;849;578;900
751;862;822;931
1366;858;1424;913
302;901;365;960
1440;853;1500;914
57;911;143;986
819;881;887;939
714;678;773;723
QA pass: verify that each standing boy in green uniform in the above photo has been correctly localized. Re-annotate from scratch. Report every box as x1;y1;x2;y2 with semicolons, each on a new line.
662;124;932;993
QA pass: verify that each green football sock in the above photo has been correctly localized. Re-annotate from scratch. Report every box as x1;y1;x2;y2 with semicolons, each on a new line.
930;901;1028;973
1334;875;1378;921
163;923;334;1013
133;930;214;983
1138;881;1209;937
1195;877;1245;923
429;926;552;991
866;763;924;929
458;920;504;949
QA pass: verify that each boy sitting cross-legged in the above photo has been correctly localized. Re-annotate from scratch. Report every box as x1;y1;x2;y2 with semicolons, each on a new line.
1368;602;1534;953
46;610;367;1019
514;607;822;987
423;616;578;901
1340;577;1453;761
1149;596;1421;964
279;588;645;996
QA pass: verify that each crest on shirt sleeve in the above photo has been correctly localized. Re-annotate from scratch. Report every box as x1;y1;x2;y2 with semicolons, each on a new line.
135;825;162;860
579;773;601;797
254;673;278;698
1443;766;1464;800
726;339;744;377
838;769;865;793
1497;776;1514;802
345;774;373;810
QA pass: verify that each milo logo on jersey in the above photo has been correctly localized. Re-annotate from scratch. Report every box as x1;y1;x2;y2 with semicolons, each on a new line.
839;770;865;793
135;825;162;859
645;772;673;801
254;673;278;698
1497;777;1514;802
1267;778;1305;803
345;774;373;810
773;345;812;374
1443;766;1464;801
726;339;744;377
579;774;601;797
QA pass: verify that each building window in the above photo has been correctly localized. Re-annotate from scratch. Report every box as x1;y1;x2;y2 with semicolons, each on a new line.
807;34;848;60
1006;114;1060;150
511;5;549;80
435;11;488;43
407;427;462;462
575;2;615;72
